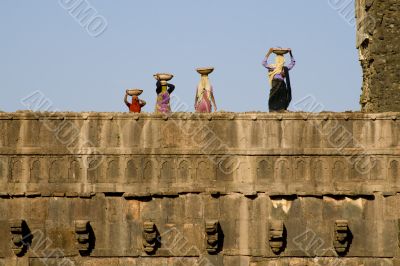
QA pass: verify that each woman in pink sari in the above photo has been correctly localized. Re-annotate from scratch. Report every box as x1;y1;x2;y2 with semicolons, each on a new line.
194;75;217;113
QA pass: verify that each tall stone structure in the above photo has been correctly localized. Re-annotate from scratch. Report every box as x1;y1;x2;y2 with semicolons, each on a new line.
0;112;400;265
356;0;400;112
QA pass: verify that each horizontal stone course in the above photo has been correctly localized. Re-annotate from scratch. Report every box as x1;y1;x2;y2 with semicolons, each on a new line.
0;195;398;259
0;112;399;197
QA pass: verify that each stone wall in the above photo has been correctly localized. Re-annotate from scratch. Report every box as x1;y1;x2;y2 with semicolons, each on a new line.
0;112;400;265
356;0;400;112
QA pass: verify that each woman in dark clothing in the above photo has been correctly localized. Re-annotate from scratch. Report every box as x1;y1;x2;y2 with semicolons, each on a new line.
262;48;296;112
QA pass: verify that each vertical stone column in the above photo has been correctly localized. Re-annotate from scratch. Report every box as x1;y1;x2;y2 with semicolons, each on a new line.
356;0;400;112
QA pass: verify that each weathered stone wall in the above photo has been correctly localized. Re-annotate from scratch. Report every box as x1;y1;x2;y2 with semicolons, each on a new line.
356;0;400;112
0;112;400;265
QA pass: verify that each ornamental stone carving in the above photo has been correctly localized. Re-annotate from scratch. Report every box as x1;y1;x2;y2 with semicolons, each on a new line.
74;220;94;256
334;220;352;255
269;220;286;255
143;221;159;254
205;220;221;254
9;219;31;257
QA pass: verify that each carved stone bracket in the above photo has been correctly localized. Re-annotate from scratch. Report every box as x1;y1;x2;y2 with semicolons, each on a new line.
74;220;94;256
205;220;221;254
9;219;31;257
269;220;286;255
143;221;159;254
334;220;352;255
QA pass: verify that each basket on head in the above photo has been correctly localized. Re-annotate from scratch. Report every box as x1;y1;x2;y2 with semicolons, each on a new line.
126;89;143;96
154;73;174;81
196;67;214;75
272;48;290;55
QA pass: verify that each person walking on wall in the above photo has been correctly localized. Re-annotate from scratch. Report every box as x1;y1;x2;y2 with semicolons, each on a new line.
195;72;217;113
155;76;175;114
124;91;146;113
262;48;296;112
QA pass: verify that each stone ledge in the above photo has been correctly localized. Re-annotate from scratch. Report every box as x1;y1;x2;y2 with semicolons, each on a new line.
0;191;394;199
1;111;399;120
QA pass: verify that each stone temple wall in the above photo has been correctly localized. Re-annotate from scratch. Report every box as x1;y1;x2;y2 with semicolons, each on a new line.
0;111;400;265
356;0;400;112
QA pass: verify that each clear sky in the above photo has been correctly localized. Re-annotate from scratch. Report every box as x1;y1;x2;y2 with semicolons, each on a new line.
0;0;361;113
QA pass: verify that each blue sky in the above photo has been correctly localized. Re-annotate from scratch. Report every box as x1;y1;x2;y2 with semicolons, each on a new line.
0;0;361;112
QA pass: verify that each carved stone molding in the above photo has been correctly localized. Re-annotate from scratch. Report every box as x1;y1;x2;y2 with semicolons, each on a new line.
49;158;67;183
143;221;159;254
142;159;159;182
269;220;286;255
87;156;103;183
334;220;352;255
68;159;82;183
74;220;94;256
257;158;273;183
125;158;140;183
275;159;291;183
196;159;216;182
9;158;24;183
177;158;192;183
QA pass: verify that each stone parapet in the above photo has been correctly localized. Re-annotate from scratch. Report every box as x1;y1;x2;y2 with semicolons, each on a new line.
1;112;399;196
